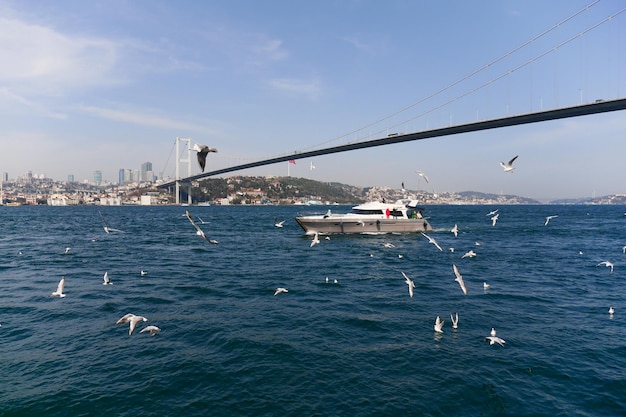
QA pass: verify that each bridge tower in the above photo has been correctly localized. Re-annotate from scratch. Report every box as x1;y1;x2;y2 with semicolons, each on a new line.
175;137;193;205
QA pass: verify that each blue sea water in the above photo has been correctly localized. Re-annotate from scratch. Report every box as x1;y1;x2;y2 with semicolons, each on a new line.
0;204;624;417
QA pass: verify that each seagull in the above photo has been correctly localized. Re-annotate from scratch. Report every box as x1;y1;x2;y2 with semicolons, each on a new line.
490;213;499;226
274;287;288;296
416;170;430;183
485;336;506;346
451;224;458;238
64;247;71;254
310;161;315;171
333;279;338;284
103;272;112;285
422;233;443;251
434;316;444;333
274;217;285;228
325;276;329;283
597;261;614;273
192;143;218;172
51;276;66;297
310;232;320;247
622;245;626;254
461;250;477;259
186;210;218;244
486;209;499;217
544;215;558;226
140;325;161;337
452;264;468;295
116;314;148;336
490;327;497;337
383;242;396;248
609;307;615;315
484;282;491;290
402;271;415;298
450;312;459;329
140;270;148;276
500;155;518;172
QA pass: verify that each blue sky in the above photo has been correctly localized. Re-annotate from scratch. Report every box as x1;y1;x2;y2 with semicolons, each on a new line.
0;0;624;200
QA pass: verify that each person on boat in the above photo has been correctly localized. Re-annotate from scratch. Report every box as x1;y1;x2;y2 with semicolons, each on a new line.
417;210;423;219
385;207;390;218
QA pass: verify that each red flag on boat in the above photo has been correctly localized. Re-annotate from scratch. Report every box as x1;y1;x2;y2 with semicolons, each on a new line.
288;160;296;164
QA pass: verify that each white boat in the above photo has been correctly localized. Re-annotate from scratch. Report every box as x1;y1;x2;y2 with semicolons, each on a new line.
295;200;433;235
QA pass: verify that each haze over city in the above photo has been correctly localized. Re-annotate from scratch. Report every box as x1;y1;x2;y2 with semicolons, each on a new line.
1;1;625;201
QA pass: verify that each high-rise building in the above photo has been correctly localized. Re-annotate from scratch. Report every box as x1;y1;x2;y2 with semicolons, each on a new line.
141;162;153;182
94;170;102;185
2;172;7;182
118;169;125;185
68;174;75;183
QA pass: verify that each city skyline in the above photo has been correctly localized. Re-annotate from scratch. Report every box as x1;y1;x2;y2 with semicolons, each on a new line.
0;1;625;200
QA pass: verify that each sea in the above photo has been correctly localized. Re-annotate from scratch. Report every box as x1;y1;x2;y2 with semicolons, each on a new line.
0;204;624;417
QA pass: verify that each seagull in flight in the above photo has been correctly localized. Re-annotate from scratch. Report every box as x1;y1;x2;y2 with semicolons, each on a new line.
451;224;458;238
500;155;518;172
140;325;161;337
310;232;320;247
416;170;430;183
274;287;288;296
490;213;499;226
485;336;506;346
486;209;499;217
450;312;459;329
103;272;112;285
51;276;66;297
434;316;444;333
422;233;443;251
116;313;148;336
402;271;415;298
596;261;614;273
192;144;218;172
185;210;218;244
274;217;285;228
461;250;477;259
453;264;468;295
544;215;558;226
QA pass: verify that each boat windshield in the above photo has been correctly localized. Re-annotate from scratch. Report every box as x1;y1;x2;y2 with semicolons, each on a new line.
352;208;384;215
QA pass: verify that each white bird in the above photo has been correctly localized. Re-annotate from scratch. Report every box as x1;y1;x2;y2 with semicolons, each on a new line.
490;327;497;337
500;155;518;172
490;213;499;226
461;250;477;259
186;210;218;244
103;271;112;285
140;325;161;337
310;161;315;171
402;271;415;298
310;232;320;247
422;233;443;251
274;287;288;296
609;307;615;315
597;261;614;273
485;336;506;346
116;313;148;336
64;247;71;254
450;312;459;329
383;242;396;248
452;264;468;295
484;282;491;290
192;143;218;172
434;316;444;333
325;276;329;283
416;170;430;183
451;224;458;238
544;215;558;226
486;209;499;217
140;270;148;276
274;217;285;228
622;246;626;254
51;276;66;297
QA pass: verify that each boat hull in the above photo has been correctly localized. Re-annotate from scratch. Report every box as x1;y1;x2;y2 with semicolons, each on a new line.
295;215;432;235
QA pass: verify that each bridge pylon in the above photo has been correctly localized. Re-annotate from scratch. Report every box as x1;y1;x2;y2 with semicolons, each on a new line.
175;137;193;205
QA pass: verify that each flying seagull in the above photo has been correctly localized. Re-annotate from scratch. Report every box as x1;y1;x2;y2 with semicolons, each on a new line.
310;232;320;247
402;271;415;298
192;143;218;172
461;250;477;259
185;210;218;244
453;264;468;295
500;155;518;172
434;316;444;333
103;271;112;285
274;287;288;296
544;215;558;226
451;224;458;238
416;170;430;183
486;209;499;217
485;336;506;346
596;261;614;273
450;312;459;329
51;276;66;297
139;325;161;337
116;313;148;336
490;213;499;226
422;233;443;251
274;217;285;228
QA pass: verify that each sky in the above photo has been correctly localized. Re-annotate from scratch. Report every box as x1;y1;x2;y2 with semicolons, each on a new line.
0;0;625;201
